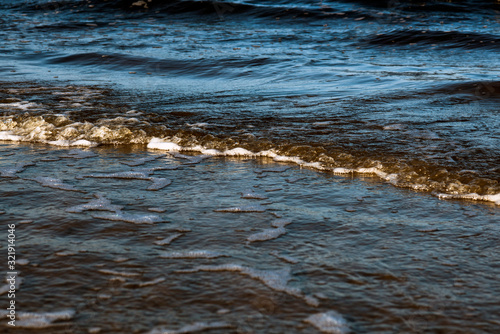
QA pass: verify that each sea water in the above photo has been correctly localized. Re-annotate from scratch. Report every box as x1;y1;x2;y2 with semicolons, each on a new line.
0;0;499;333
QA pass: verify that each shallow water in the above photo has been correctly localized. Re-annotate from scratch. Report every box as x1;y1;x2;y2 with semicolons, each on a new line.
0;0;499;332
0;142;499;333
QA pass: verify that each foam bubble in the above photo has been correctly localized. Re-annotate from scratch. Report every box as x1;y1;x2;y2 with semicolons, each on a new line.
0;131;23;141
93;211;163;224
98;269;141;277
0;101;39;110
272;155;304;164
269;251;299;264
271;219;292;228
159;250;227;259
247;227;286;242
186;122;209;128
147;178;172;191
0;310;75;328
313;121;333;127
304;311;349;334
148;207;167;213
147;321;232;334
138;277;166;287
383;123;406;131
17;259;30;266
31;177;81;192
147;138;182;151
224;147;255;156
55;251;76;257
241;190;268;200
154;233;183;246
437;192;500;205
200;148;221;155
66;194;123;213
214;205;267;213
333;168;354;174
85;171;151;179
47;139;97;147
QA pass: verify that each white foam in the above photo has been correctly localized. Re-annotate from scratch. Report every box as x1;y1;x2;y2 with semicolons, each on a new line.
159;250;226;259
66;194;123;213
47;139;97;147
247;227;286;242
186;122;209;128
214;205;267;213
303;161;326;170
148;178;172;191
312;121;333;127
437;192;500;206
0;309;75;328
17;259;30;266
147;138;182;151
0;131;23;141
333;168;354;174
200;148;221;155
0;101;38;110
148;207;167;213
148;321;232;334
240;190;268;200
224;147;255;156
304;311;349;334
273;155;304;164
357;167;397;183
93;211;163;224
85;171;151;179
383;123;406;130
154;233;183;246
55;251;76;257
98;269;141;278
333;167;399;184
138;277;166;287
31;177;81;192
271;219;292;228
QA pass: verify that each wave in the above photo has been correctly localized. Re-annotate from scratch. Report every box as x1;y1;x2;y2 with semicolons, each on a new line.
1;82;498;204
337;0;500;12
1;111;499;205
363;30;500;50
9;0;374;21
41;52;276;78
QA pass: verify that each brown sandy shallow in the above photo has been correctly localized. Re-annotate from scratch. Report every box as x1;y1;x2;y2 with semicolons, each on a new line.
0;142;499;333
